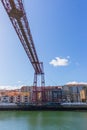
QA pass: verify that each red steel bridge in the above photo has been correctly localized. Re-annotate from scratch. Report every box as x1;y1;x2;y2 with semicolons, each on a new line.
1;0;45;102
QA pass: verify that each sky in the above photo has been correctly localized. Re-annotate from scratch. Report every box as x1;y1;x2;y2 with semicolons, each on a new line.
0;0;87;89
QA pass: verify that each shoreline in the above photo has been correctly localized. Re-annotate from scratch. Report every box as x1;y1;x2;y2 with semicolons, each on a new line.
0;105;87;111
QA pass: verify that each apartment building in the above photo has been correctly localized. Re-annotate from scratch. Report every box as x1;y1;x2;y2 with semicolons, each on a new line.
63;84;87;102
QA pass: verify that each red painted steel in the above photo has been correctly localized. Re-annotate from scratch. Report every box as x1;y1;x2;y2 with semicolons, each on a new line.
1;0;45;103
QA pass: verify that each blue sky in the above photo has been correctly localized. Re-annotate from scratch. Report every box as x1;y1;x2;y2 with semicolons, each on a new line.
0;0;87;89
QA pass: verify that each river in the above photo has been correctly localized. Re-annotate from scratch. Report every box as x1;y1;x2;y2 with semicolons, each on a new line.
0;111;87;130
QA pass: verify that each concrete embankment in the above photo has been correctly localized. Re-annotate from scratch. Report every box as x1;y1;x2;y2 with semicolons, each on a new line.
0;103;87;111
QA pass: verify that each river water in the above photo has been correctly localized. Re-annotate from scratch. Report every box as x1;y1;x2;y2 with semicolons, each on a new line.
0;111;87;130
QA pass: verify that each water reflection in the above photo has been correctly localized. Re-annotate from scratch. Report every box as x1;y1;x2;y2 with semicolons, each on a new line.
0;111;87;130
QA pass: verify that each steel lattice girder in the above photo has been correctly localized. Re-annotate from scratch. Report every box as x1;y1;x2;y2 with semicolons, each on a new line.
1;0;44;74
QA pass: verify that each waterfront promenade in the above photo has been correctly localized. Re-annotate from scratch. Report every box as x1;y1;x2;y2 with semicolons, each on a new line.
0;102;87;111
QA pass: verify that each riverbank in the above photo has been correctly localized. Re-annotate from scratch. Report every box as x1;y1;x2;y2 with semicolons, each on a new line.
0;102;87;111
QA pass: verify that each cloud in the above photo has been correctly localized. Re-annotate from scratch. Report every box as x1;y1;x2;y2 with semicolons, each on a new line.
67;56;70;59
49;57;69;67
0;85;22;90
17;81;21;83
66;81;87;85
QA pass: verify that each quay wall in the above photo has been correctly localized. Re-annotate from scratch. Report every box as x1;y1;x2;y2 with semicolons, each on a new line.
0;103;87;111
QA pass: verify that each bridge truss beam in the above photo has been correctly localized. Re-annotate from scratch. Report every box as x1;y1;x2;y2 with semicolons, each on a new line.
1;0;45;88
